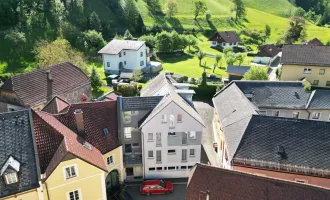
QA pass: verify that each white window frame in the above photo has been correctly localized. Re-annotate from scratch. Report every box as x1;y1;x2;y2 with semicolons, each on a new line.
190;149;195;157
148;151;153;159
67;189;82;200
124;127;132;139
148;133;153;141
169;114;175;128
320;69;325;75
156;132;161;146
106;155;114;165
182;149;187;162
156;150;162;163
273;111;279;117
189;131;196;139
106;62;110;68
63;164;78;180
311;112;321;120
140;52;143;57
312;80;319;86
303;68;312;74
140;61;144;66
4;172;18;184
162;115;167;123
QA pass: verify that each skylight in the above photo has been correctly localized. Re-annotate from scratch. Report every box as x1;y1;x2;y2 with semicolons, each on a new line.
103;128;109;135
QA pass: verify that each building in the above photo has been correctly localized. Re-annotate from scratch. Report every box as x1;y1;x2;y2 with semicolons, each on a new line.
0;109;43;200
98;39;151;75
280;45;330;88
226;65;251;81
0;62;91;113
209;31;240;48
186;164;330;200
212;81;330;188
253;44;281;65
302;38;324;46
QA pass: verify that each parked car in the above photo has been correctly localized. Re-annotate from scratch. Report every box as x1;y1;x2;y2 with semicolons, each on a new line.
207;74;221;82
140;180;173;196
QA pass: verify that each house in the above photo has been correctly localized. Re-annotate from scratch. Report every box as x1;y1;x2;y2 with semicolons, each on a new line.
226;65;250;81
186;164;330;200
253;44;281;65
212;81;330;188
0;62;91;113
0;109;43;200
98;39;151;75
302;38;324;46
209;31;240;48
280;45;330;88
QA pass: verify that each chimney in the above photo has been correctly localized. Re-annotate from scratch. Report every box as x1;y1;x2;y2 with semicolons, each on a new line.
46;70;53;101
206;189;210;200
74;109;86;139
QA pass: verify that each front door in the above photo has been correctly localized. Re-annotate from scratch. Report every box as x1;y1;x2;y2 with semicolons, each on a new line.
110;170;119;187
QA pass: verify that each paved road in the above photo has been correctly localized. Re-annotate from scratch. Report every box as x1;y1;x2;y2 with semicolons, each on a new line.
193;101;220;167
124;184;186;200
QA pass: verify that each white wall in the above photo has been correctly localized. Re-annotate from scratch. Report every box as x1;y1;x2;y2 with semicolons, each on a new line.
103;54;119;74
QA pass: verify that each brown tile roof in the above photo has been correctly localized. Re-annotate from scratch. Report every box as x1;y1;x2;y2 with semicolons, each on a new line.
54;101;120;154
0;62;90;107
33;111;107;177
41;96;70;114
209;31;240;43
303;38;324;46
256;44;281;57
186;164;330;200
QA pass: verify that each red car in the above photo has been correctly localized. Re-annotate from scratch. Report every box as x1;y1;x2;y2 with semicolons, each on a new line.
140;180;173;196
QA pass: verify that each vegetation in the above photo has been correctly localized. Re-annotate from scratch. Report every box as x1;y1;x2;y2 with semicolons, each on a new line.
124;30;133;40
117;83;138;97
232;0;246;21
132;67;143;82
197;50;206;66
166;0;178;18
280;16;307;44
90;67;103;91
193;0;207;20
243;66;268;80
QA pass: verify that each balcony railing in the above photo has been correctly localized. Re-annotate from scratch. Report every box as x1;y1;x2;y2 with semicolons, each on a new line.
124;154;142;166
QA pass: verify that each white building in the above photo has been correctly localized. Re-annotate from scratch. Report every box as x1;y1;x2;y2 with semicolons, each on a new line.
209;31;240;48
253;44;281;65
98;39;151;74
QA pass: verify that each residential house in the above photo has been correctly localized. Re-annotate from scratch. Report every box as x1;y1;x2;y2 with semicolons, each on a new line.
0;62;91;113
98;39;151;75
280;45;330;88
209;31;240;48
212;81;330;188
302;38;324;46
0;109;43;200
186;164;330;200
253;43;281;65
226;65;250;81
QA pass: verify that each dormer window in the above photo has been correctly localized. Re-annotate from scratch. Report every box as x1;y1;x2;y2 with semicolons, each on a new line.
4;172;18;184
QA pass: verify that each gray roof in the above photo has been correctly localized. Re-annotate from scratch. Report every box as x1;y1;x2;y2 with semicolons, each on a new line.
140;73;170;97
226;65;250;75
0;110;39;198
235;115;330;170
307;90;330;109
234;81;311;109
281;45;330;67
98;39;145;55
122;96;164;111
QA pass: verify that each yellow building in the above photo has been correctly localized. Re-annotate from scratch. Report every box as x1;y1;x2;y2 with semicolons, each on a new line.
280;45;330;88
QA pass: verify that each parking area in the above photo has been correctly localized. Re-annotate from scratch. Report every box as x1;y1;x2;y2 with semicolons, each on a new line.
124;184;186;200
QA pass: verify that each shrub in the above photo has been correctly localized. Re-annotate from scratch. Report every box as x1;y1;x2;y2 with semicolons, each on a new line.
117;83;138;97
191;85;217;99
205;10;211;21
190;77;197;84
183;76;188;83
0;73;12;82
304;84;311;91
276;67;282;78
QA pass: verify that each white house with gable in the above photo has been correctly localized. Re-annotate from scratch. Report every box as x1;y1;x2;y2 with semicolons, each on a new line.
98;39;151;74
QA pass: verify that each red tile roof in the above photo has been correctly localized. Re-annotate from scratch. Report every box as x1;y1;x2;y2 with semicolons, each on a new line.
54;101;119;154
186;164;330;200
41;96;70;114
33;111;107;177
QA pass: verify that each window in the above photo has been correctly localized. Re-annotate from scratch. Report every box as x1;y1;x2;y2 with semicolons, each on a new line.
124;127;132;139
273;111;279;117
295;179;308;184
148;133;153;141
326;81;330;87
140;61;144;66
140;52;143;57
168;166;175;170
293;112;299;119
182;132;188;145
229;43;232;45
320;69;325;75
259;111;267;116
189;131;196;139
168;149;176;154
65;165;77;179
124;61;126;65
156;132;161;146
181;166;187;169
124;52;126;56
4;173;18;184
156;150;161;163
107;62;110;67
162;115;167;123
313;80;319;86
148;151;153;158
156;167;162;170
177;114;182;122
303;68;312;74
125;144;132;153
68;190;80;200
119;52;122;57
103;128;109;135
126;168;133;176
149;168;155;171
168;132;176;136
222;43;226;46
212;41;216;45
188;166;193;169
107;156;114;165
169;114;175;127
312;112;321;120
123;111;131;122
190;149;195;157
132;143;139;148
182;149;187;162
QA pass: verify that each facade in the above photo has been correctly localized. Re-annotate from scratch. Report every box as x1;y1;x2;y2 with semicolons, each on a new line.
226;65;251;81
0;62;91;113
98;39;151;75
253;43;281;65
280;45;330;88
186;164;330;200
209;31;240;48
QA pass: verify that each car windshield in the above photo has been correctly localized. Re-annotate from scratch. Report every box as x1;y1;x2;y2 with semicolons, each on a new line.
160;180;166;188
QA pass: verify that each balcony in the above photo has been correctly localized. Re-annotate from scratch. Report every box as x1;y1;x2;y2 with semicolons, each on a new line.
124;154;142;166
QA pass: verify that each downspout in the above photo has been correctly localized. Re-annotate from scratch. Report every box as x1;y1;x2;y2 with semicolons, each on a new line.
141;128;145;180
44;181;51;200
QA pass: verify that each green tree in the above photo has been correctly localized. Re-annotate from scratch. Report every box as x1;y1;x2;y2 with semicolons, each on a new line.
232;0;246;21
223;46;233;55
186;35;197;51
90;67;103;91
294;7;306;17
61;22;80;46
156;31;172;52
89;11;102;32
281;16;307;44
83;30;106;56
205;10;211;21
5;29;26;56
214;54;222;71
165;0;178;18
124;29;133;40
51;0;67;28
243;66;268;80
225;52;237;65
139;35;157;48
197;50;206;66
265;24;271;41
132;67;143;82
193;0;207;20
200;70;207;87
122;0;140;29
235;53;246;66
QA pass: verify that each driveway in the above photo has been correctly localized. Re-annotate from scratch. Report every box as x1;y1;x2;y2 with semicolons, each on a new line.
193;100;220;167
124;184;186;200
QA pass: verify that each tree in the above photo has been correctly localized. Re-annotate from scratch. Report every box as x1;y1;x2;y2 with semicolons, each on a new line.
122;0;140;29
235;53;246;66
193;0;207;20
294;7;306;17
90;67;103;91
243;66;268;80
223;46;233;55
186;35;197;51
265;24;271;41
201;71;207;87
51;0;67;28
205;10;211;21
197;50;206;66
89;11;102;32
281;16;307;44
34;39;87;73
156;31;172;52
61;22;80;46
225;52;237;65
132;67;143;82
232;0;246;21
165;0;178;18
83;30;106;56
5;30;26;56
214;54;222;70
139;35;157;48
124;29;133;40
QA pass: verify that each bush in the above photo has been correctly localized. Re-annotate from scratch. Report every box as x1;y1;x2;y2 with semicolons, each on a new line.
190;78;197;84
304;84;311;91
117;83;138;97
191;85;217;99
183;76;188;83
276;67;282;78
0;73;12;82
